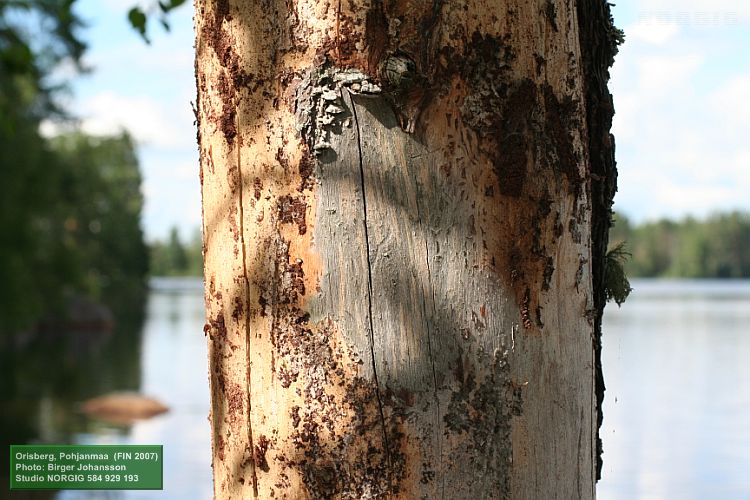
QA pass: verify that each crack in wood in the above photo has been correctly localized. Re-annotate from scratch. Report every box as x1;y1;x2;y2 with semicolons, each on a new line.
414;189;444;499
236;113;259;498
348;89;394;490
577;407;583;500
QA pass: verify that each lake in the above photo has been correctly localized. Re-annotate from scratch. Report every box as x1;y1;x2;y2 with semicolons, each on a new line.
3;278;749;498
60;278;214;500
597;279;750;500
1;278;212;499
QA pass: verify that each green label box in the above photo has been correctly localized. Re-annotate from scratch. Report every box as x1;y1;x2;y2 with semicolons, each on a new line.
10;445;163;490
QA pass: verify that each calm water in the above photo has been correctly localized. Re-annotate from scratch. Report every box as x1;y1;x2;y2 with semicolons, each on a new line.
597;279;750;500
3;278;749;498
1;278;212;499
58;278;213;499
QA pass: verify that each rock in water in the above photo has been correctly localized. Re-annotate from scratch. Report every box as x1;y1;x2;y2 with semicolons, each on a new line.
80;392;169;424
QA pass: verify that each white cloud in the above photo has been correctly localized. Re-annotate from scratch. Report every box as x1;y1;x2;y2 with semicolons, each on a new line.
626;22;680;45
635;54;703;96
75;91;184;148
708;74;750;135
82;37;194;75
631;0;750;25
659;184;744;216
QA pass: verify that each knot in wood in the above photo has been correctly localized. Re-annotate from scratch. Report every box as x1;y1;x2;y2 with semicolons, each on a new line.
381;55;416;91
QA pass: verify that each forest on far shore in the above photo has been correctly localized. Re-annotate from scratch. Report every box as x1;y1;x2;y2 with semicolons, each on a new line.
149;228;202;277
610;211;750;279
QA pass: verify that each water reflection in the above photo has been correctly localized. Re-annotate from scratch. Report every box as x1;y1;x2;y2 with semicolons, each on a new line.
598;279;750;500
2;279;211;499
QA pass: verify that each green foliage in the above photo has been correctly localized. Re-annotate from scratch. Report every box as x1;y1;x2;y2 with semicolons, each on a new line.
127;7;148;42
1;0;82;333
50;132;150;296
604;242;632;306
610;211;750;279
0;130;149;334
0;2;148;335
604;1;625;66
149;227;203;277
127;0;187;43
0;0;86;125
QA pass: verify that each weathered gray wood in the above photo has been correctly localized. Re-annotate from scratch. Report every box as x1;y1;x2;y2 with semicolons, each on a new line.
308;89;595;498
353;94;517;496
311;88;590;497
308;90;373;380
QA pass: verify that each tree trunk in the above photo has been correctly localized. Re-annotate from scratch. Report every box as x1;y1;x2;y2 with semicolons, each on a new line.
195;0;617;498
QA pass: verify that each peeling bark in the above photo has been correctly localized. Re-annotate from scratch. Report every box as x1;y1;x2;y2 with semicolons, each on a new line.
195;0;616;497
576;0;621;481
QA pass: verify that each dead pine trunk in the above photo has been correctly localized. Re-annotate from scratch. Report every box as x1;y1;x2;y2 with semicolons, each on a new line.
194;0;619;498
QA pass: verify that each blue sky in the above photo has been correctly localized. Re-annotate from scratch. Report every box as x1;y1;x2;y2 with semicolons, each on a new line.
610;1;750;224
53;0;750;241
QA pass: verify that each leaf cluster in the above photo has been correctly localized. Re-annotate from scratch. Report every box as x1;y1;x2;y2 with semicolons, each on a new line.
604;241;632;306
127;0;186;43
1;0;86;124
